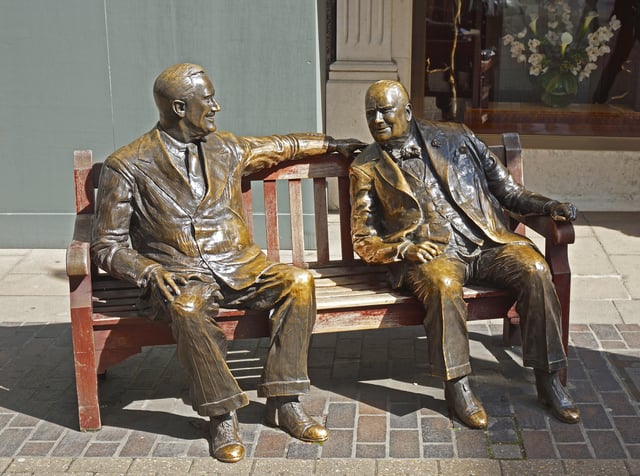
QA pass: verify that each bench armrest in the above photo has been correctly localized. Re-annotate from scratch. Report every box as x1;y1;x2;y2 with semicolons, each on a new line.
511;213;575;246
66;214;92;277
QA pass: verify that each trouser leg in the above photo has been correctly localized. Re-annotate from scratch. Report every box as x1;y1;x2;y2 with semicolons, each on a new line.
151;281;249;417
222;264;315;397
474;243;567;371
405;256;471;380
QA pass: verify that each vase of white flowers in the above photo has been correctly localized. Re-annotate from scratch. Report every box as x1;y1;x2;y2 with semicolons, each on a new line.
503;0;621;107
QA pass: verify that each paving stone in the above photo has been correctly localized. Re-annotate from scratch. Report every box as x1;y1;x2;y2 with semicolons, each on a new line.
315;458;376;475
601;392;638;416
0;428;32;457
389;403;418;429
490;443;523;459
439;459;501;475
377;458;438;475
285;440;321;460
500;459;565;475
5;457;73;473
521;430;557;459
16;441;54;457
627;458;640;475
454;430;489;458
355;443;385;458
320;429;353;458
587;430;627;459
67;457;133;473
549;418;585;443
563;459;630;476
189;456;253;474
614;416;640;444
325;402;356;429
254;430;288;458
389;429;420;458
590;324;622;341
422;443;454;458
118;431;156;457
556;443;593;459
127;457;193;474
30;422;65;441
627;444;640;460
421;416;452;443
487;416;519;444
579;404;612;429
356;415;386;443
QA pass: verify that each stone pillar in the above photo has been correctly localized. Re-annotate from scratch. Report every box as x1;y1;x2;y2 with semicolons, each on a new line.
325;0;412;207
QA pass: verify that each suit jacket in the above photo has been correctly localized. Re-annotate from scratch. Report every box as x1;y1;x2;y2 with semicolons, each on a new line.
349;119;552;283
91;126;328;290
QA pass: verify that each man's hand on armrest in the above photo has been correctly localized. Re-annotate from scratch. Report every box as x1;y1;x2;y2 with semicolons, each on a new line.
327;137;367;159
544;200;578;222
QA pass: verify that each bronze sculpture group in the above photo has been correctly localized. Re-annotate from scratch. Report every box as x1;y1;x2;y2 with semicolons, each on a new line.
91;65;579;463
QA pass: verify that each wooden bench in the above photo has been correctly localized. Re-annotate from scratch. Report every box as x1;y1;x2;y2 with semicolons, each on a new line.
67;132;575;431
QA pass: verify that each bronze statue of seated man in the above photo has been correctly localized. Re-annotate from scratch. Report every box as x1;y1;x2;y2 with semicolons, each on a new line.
349;80;580;430
91;63;363;462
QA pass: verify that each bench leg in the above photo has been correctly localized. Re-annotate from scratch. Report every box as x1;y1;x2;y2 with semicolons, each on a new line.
69;275;101;431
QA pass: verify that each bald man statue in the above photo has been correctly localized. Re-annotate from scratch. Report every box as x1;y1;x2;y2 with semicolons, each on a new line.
92;63;363;462
349;80;579;430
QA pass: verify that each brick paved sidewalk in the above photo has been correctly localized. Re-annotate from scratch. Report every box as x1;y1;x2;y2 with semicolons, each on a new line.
1;320;640;474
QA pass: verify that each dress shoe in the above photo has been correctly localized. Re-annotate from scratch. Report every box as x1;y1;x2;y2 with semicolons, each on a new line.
210;411;245;463
265;397;329;442
444;376;488;429
535;370;580;424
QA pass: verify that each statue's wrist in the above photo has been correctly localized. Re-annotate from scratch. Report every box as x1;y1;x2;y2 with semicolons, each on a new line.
543;200;559;214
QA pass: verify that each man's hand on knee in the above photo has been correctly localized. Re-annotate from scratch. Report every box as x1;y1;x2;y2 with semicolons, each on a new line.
401;241;442;263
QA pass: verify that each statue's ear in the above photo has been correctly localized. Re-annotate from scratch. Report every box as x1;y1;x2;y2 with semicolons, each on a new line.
405;103;413;122
172;99;186;118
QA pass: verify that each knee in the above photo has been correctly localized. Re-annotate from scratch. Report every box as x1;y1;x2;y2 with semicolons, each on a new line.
426;274;463;296
169;291;207;320
290;268;315;292
523;257;552;282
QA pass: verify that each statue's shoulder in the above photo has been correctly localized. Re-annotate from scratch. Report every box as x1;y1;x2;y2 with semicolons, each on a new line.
351;143;380;169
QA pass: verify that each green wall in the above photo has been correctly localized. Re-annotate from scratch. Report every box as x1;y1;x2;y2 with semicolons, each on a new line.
0;0;323;247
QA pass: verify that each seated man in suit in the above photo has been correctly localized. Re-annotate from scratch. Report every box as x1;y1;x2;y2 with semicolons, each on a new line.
92;63;363;463
349;79;579;429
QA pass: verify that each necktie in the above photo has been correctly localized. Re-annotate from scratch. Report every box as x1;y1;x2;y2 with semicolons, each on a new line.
186;143;206;199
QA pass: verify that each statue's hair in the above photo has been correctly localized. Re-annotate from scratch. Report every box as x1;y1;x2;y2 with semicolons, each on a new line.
153;63;206;118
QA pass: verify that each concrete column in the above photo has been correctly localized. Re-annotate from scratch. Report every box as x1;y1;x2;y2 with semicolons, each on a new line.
326;0;413;207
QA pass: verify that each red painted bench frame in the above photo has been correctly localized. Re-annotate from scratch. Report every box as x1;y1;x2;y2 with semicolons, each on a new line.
67;132;574;431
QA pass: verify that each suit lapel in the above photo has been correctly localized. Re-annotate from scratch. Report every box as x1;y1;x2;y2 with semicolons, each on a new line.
417;121;450;189
135;129;199;211
199;136;232;206
374;144;416;200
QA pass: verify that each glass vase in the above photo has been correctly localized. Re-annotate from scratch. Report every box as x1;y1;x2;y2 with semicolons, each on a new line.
538;68;579;108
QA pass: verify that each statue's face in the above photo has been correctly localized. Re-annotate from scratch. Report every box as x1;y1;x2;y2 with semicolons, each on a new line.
182;74;221;139
365;85;411;144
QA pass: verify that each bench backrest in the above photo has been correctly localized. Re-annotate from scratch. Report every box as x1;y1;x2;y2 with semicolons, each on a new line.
73;132;523;270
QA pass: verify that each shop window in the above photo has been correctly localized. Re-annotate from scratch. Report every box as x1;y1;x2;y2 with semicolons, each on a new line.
412;0;640;136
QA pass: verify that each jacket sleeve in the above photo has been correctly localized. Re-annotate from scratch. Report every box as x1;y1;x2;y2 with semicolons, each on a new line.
466;127;553;215
237;133;329;175
91;157;161;287
349;165;410;265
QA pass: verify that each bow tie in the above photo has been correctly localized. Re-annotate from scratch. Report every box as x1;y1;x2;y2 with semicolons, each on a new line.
388;144;422;161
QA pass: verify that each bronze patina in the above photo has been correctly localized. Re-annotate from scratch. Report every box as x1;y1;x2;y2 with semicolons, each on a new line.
91;63;363;463
349;79;580;429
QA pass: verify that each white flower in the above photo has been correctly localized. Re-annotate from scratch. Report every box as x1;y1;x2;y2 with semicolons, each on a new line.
528;38;541;53
502;34;514;45
609;15;621;31
560;32;573;55
516;28;527;39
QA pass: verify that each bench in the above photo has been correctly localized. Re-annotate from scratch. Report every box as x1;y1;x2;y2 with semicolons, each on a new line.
67;132;575;431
